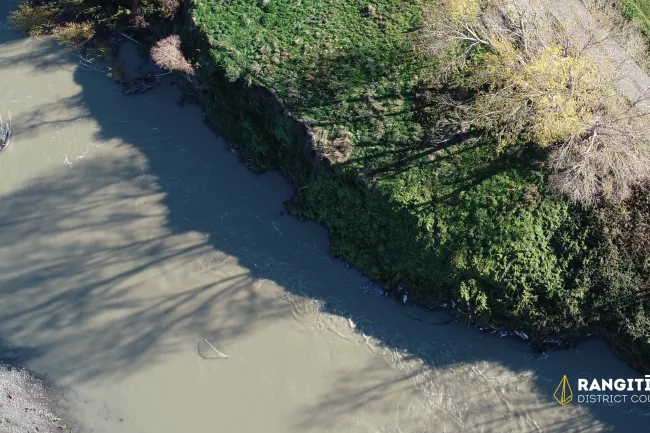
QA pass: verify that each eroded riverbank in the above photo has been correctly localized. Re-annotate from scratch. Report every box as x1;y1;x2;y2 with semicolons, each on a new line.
0;3;649;431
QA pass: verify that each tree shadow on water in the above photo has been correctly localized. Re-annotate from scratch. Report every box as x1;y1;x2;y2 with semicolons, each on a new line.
0;24;646;432
0;157;290;383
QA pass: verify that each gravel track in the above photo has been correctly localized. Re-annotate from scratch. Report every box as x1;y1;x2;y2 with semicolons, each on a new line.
0;358;73;433
541;0;650;105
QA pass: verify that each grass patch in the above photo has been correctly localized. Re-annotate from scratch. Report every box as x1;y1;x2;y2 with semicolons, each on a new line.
621;0;650;35
192;0;431;168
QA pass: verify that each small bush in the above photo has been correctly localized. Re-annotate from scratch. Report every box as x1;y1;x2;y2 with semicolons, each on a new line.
313;127;354;165
51;22;95;48
158;0;182;17
9;3;60;37
131;14;149;29
150;34;194;74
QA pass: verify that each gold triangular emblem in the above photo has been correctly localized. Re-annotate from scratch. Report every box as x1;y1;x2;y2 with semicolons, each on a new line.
554;375;573;406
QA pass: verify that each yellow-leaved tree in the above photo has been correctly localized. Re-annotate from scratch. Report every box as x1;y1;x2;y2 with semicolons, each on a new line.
473;44;610;149
419;0;650;205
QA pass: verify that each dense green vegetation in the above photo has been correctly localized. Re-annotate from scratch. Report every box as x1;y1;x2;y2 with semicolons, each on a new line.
10;0;650;370
621;0;650;34
186;0;648;359
185;0;650;370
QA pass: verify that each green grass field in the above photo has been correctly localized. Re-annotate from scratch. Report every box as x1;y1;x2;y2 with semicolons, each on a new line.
192;0;430;166
621;0;650;34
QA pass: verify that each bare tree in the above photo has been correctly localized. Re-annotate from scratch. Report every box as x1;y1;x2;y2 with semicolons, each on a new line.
158;0;182;17
549;91;650;205
582;0;648;61
417;0;561;60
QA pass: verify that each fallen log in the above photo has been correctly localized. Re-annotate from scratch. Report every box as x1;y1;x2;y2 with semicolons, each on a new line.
123;73;160;96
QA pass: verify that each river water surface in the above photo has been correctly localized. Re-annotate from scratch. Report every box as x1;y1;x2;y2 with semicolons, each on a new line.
0;4;648;432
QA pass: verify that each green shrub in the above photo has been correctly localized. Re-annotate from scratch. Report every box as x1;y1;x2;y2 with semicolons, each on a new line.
9;3;60;36
51;21;95;47
620;0;650;35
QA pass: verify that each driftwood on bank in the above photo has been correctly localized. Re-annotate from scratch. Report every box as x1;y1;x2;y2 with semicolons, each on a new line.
118;31;141;46
107;32;127;52
122;73;161;96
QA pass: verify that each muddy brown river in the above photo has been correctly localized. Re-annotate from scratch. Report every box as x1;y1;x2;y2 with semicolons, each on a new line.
0;3;648;432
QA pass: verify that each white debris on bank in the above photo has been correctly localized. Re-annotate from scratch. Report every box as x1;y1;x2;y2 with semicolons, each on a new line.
360;280;543;345
514;330;529;341
361;280;385;296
